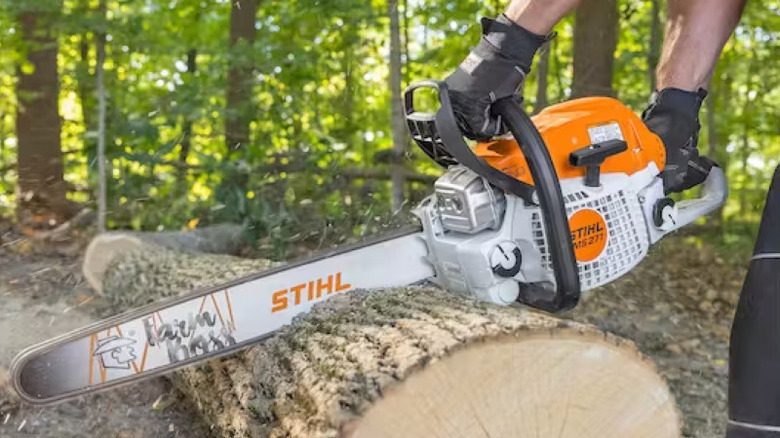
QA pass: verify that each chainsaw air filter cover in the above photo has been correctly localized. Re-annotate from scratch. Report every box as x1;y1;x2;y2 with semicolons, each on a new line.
474;97;666;186
474;97;666;185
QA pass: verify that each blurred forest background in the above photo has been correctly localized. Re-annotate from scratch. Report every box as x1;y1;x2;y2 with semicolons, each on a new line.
0;0;777;255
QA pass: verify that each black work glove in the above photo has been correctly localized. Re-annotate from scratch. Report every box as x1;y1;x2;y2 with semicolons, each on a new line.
642;87;716;194
444;14;551;141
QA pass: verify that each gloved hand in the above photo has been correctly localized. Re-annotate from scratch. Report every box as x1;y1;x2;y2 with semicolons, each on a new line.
642;87;716;194
444;14;551;142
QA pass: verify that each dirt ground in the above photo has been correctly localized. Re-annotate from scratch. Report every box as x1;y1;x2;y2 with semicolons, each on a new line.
573;237;746;438
0;229;210;438
0;224;749;438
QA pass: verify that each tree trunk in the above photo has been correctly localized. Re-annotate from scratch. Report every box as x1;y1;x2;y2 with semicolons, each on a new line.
533;42;551;114
739;42;755;215
705;85;722;229
96;0;108;232
571;0;619;98
551;38;565;102
713;69;733;225
15;5;72;225
77;33;97;155
225;0;258;157
647;0;662;92
178;48;197;186
181;49;197;164
389;0;407;211
93;239;682;438
402;0;410;82
338;28;357;153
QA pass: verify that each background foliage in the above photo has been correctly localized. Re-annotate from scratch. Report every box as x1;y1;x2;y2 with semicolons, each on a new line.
0;0;777;254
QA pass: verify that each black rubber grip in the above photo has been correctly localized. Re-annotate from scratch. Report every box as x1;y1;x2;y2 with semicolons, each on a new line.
404;81;537;203
493;98;580;312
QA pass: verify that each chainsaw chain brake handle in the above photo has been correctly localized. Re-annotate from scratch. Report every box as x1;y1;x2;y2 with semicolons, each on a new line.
404;80;581;313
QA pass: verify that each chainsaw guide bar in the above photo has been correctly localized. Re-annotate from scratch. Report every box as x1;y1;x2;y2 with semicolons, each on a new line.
11;228;431;405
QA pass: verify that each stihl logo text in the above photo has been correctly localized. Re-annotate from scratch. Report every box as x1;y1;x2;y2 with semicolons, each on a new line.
568;209;608;262
571;222;604;241
272;272;352;313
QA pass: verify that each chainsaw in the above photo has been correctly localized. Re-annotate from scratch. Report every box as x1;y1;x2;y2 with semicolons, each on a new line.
9;81;727;405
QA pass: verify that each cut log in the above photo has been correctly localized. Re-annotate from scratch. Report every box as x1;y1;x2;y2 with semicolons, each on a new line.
97;241;682;438
99;243;277;311
83;224;248;293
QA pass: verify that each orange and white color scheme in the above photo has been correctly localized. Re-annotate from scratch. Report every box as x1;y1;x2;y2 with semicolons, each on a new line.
474;97;666;186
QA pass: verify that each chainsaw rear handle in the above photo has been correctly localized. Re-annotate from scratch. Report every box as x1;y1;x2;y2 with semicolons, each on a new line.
404;80;537;202
404;81;581;312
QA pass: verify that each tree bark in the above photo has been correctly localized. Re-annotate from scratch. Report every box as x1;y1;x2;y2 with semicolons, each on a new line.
15;4;72;225
94;240;682;438
225;0;258;157
571;0;619;98
389;0;407;211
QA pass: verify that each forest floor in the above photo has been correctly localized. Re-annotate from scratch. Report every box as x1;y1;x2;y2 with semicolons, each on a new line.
573;237;747;438
0;219;750;438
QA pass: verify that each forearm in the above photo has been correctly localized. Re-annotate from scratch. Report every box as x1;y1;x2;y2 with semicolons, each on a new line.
504;0;582;35
657;0;747;91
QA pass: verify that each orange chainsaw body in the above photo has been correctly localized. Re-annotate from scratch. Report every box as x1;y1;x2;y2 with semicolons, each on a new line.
474;97;666;186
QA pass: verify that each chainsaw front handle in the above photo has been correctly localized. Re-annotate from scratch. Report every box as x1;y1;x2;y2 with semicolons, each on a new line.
492;98;581;312
404;81;581;312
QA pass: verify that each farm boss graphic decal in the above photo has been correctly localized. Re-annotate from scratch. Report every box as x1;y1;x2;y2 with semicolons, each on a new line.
92;336;137;370
87;290;237;386
142;293;237;364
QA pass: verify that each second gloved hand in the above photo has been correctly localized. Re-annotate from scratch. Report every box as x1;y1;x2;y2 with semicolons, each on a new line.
444;14;550;142
642;87;716;194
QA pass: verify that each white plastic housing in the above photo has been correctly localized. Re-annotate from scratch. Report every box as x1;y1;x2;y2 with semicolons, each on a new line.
415;162;727;306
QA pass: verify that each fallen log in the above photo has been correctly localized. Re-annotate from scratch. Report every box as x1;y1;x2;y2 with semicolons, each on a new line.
83;223;249;293
93;236;682;438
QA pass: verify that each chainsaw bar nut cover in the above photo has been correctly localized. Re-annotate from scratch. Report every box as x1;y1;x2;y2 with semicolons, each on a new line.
490;241;523;278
